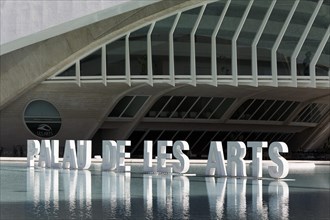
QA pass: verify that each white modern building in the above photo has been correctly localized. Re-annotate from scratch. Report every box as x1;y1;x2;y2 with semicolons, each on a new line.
1;0;329;158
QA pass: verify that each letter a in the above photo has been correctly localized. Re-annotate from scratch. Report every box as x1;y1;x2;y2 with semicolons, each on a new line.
205;142;227;176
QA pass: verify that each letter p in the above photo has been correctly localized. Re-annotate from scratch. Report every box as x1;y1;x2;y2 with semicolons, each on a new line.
27;140;40;167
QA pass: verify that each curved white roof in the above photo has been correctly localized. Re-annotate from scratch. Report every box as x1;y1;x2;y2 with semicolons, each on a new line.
0;0;160;55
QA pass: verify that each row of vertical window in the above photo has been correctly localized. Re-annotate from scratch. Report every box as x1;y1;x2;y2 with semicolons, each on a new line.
145;96;235;119
293;102;329;123
230;99;328;123
231;99;299;121
127;129;294;158
55;0;329;78
108;95;328;124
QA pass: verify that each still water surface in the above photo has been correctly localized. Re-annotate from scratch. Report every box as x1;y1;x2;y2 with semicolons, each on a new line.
0;162;329;219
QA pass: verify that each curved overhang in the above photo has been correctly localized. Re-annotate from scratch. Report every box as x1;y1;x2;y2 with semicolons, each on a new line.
0;0;161;55
1;0;201;110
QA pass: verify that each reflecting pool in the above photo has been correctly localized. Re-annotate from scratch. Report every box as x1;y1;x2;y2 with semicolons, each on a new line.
0;162;329;219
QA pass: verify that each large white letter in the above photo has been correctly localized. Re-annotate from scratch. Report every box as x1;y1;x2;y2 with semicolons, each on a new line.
116;140;131;172
27;140;40;167
51;140;62;168
77;140;92;170
248;141;268;178
38;140;52;168
172;141;190;173
144;141;155;173
227;141;246;177
63;140;78;169
157;141;172;173
205;142;227;176
268;142;289;178
102;140;117;171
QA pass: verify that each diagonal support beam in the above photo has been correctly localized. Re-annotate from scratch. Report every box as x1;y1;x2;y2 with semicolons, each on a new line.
310;25;330;87
190;4;206;86
291;0;323;87
232;0;254;86
211;0;231;87
252;0;276;87
271;0;299;87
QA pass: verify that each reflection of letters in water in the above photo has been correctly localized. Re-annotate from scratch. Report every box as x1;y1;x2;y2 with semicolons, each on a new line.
27;169;289;219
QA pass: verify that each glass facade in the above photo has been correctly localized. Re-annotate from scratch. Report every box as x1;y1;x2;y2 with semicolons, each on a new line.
47;0;329;87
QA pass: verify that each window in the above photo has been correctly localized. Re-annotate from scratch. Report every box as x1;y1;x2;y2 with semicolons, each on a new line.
196;2;225;76
232;99;298;121
172;97;198;118
80;49;102;77
145;96;171;117
174;7;202;75
146;96;235;119
107;37;126;76
294;103;329;123
130;25;150;75
57;65;75;77
122;96;149;117
158;96;184;118
24;100;61;138
109;96;149;118
152;15;177;75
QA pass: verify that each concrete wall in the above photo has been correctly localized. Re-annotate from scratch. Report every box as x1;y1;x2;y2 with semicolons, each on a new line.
0;83;132;155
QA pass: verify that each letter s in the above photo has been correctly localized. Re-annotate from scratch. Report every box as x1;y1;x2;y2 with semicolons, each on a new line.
173;141;190;173
268;142;289;178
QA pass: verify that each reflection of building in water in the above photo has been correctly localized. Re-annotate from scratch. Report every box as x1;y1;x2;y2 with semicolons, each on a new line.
26;169;289;219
